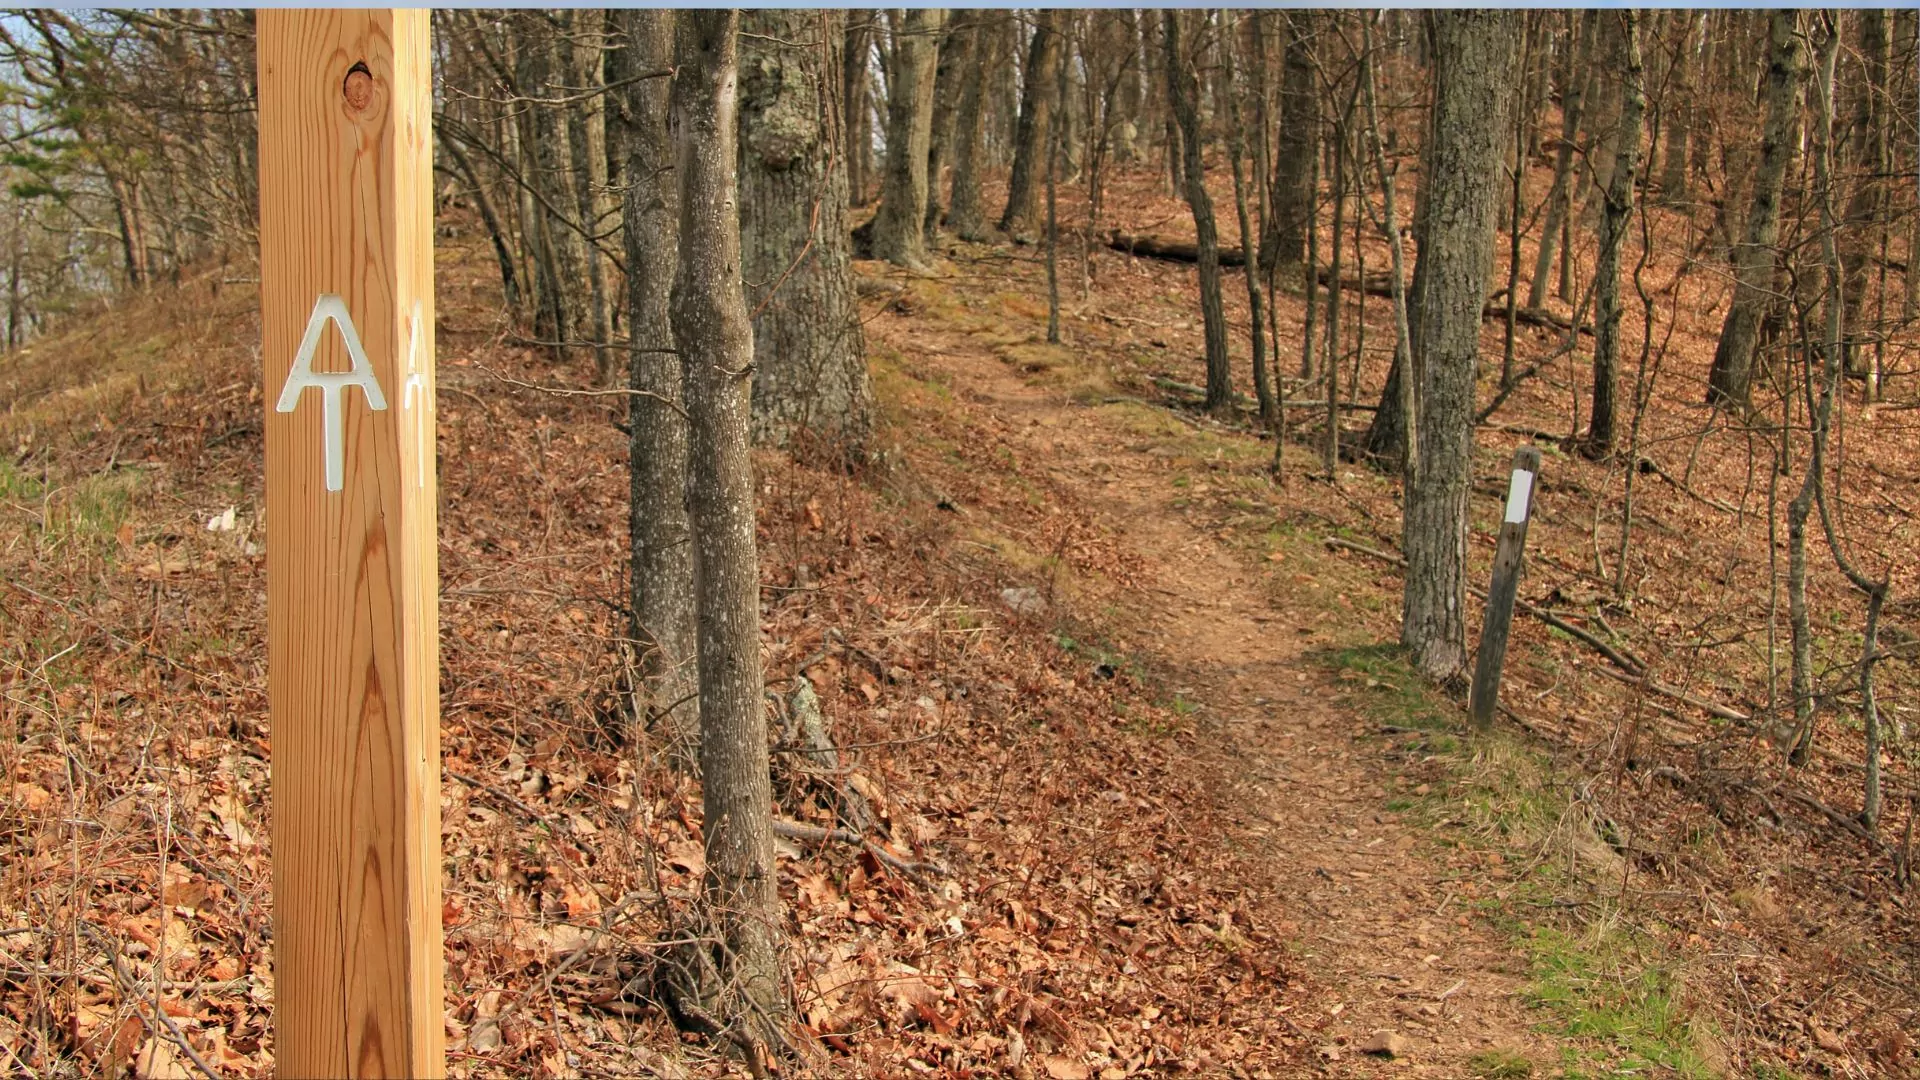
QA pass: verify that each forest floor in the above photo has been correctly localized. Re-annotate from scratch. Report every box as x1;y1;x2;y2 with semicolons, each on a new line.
3;160;1919;1080
860;261;1558;1077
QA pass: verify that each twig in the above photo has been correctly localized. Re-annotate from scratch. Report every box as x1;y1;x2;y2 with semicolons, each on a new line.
448;769;556;829
472;362;689;418
1587;664;1751;723
771;819;945;884
104;939;223;1080
1320;535;1649;677
1636;456;1739;514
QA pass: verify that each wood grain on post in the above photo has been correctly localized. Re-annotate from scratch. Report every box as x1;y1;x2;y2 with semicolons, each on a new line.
258;12;442;1077
1470;446;1542;729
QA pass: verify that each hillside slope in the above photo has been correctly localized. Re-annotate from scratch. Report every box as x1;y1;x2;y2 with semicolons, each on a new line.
2;163;1917;1079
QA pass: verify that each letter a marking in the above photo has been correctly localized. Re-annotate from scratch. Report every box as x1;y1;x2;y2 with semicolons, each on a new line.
278;294;388;492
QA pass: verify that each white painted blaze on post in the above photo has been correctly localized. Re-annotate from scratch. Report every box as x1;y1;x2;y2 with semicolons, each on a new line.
1472;445;1543;729
1503;467;1534;525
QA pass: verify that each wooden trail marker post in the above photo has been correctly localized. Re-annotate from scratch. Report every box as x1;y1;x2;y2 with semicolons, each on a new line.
1470;446;1542;729
258;12;443;1076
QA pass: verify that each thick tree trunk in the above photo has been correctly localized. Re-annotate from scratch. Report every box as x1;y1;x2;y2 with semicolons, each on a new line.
1401;10;1518;683
1708;10;1804;407
1162;10;1232;416
1261;14;1315;275
669;9;784;1041
946;12;996;241
619;11;699;766
739;10;873;457
1000;11;1061;236
1584;13;1644;460
870;9;946;269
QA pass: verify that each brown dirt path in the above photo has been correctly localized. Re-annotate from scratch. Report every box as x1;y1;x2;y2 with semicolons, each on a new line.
874;283;1559;1077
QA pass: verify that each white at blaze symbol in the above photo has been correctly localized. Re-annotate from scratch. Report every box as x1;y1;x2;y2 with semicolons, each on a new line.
278;294;387;492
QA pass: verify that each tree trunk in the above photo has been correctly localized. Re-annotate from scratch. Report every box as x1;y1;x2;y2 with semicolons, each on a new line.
438;129;521;317
1584;12;1644;460
1000;11;1061;236
738;10;873;458
1708;10;1804;407
564;12;615;383
1658;12;1700;202
1841;8;1888;385
514;19;573;356
924;12;972;238
1527;10;1595;310
669;9;784;1042
1401;10;1518;684
1261;14;1315;275
1162;10;1232;416
1222;17;1273;427
870;9;946;269
843;14;875;208
619;11;699;767
946;12;996;241
1360;41;1417;470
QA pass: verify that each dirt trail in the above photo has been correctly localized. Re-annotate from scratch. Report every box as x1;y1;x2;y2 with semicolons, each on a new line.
903;326;1555;1075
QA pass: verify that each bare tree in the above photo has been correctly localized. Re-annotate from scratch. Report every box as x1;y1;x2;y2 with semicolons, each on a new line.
870;9;946;268
945;12;998;241
617;11;699;765
1708;10;1804;407
1261;14;1316;276
1001;12;1062;237
1162;10;1232;416
670;9;785;1049
1583;12;1645;459
1400;10;1519;682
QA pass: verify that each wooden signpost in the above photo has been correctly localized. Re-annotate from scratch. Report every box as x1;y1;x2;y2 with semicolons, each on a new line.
258;11;443;1076
1470;446;1542;729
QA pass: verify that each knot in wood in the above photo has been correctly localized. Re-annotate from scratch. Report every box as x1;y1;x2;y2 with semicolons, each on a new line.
342;61;374;111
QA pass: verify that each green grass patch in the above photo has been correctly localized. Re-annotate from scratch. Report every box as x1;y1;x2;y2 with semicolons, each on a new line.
4;461;142;555
1528;922;1721;1079
1317;641;1722;1077
1322;643;1460;732
1467;1049;1535;1079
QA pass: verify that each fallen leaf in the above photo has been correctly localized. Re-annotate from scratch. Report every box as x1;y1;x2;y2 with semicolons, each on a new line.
1045;1055;1090;1079
1361;1029;1412;1058
1811;1022;1847;1054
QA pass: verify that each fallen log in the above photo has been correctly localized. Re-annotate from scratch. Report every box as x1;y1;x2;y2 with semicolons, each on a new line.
1106;230;1589;335
1106;230;1247;268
